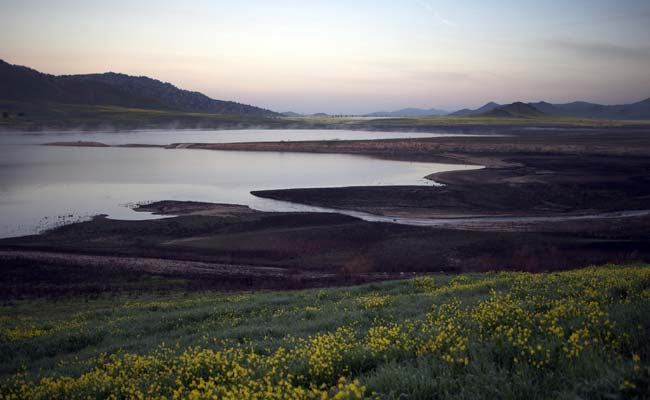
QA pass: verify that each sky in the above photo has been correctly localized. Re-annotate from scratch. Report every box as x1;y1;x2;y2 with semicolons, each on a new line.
1;0;650;114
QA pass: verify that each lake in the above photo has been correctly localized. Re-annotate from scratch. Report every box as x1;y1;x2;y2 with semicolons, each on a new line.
0;128;477;146
0;129;480;238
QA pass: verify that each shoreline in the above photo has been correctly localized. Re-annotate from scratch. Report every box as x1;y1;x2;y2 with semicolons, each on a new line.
43;130;650;220
6;117;649;133
1;126;647;289
3;200;650;292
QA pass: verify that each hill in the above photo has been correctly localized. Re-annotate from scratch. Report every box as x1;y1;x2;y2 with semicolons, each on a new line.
530;98;650;120
450;98;650;120
364;107;448;117
448;101;500;116
281;111;303;117
477;102;546;118
0;59;277;117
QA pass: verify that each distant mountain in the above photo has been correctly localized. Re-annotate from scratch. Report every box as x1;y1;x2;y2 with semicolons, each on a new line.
0;59;278;117
529;99;650;120
477;102;546;118
448;102;500;116
281;111;303;117
364;107;448;117
450;98;650;120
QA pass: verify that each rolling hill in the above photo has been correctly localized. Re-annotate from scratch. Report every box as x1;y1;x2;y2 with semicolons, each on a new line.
0;59;277;117
529;98;650;120
477;102;546;118
280;111;303;117
450;99;650;120
448;102;500;116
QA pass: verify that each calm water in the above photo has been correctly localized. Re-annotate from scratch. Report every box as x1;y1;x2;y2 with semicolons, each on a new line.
0;128;475;146
0;129;479;238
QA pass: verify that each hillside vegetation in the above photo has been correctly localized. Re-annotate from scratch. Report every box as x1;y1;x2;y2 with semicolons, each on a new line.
449;99;650;120
2;60;648;131
2;101;631;131
0;59;277;117
0;100;286;130
1;265;649;399
477;102;546;118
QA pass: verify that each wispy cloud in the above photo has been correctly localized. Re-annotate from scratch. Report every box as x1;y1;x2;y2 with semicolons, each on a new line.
434;12;456;27
416;0;456;27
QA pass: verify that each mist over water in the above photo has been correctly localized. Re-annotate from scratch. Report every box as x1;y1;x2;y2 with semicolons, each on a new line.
0;129;479;238
0;128;470;146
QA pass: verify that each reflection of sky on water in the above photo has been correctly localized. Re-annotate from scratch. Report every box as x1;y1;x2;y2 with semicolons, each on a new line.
0;130;479;238
0;128;478;146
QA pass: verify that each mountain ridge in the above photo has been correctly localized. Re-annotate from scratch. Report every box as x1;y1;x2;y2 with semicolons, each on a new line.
448;102;500;117
528;98;650;120
477;102;546;118
450;99;650;120
0;59;278;117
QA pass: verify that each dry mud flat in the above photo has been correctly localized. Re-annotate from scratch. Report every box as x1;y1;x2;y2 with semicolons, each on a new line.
2;200;650;297
252;153;650;219
134;201;257;217
0;247;403;298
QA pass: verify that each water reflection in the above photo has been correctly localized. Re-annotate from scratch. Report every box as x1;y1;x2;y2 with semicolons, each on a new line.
0;135;479;238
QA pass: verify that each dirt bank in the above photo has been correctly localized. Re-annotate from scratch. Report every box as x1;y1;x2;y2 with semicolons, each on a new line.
3;203;649;286
134;200;257;216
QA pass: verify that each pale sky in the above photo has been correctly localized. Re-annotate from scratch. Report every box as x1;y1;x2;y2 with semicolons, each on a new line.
2;0;650;114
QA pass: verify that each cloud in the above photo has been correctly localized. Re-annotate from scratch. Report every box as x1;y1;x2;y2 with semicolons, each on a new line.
415;0;456;27
433;12;456;27
548;39;650;62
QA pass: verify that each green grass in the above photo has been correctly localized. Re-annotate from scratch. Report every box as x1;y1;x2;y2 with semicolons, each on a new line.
2;100;644;131
1;265;649;399
285;114;640;127
0;100;286;130
354;115;630;127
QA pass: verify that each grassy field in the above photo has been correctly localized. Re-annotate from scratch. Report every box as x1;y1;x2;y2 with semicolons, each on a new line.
285;115;634;128
0;101;286;130
2;100;644;131
1;264;649;399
